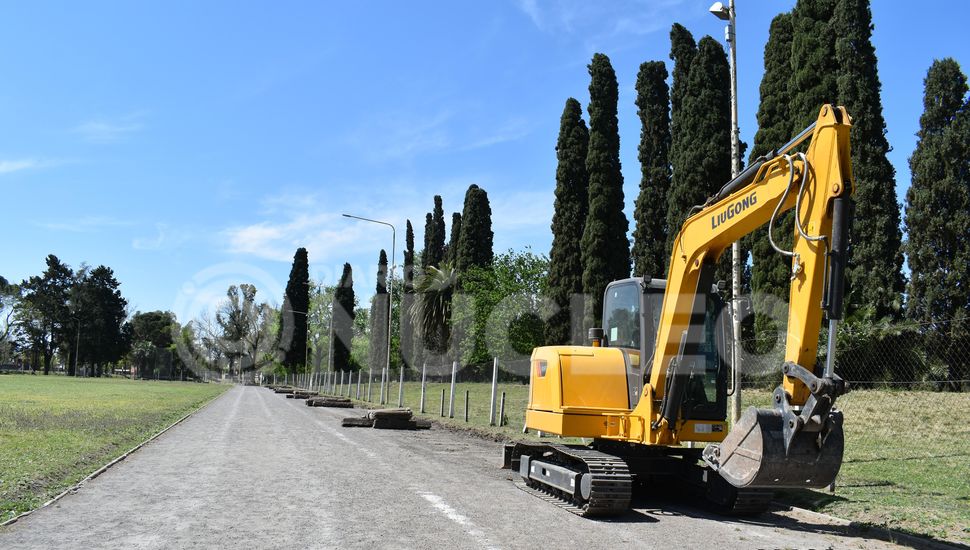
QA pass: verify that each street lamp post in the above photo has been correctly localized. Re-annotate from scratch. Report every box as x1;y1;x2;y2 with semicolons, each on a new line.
710;0;742;423
342;214;395;406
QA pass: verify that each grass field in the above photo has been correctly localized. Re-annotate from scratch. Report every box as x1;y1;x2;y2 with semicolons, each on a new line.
343;380;969;545
0;375;227;522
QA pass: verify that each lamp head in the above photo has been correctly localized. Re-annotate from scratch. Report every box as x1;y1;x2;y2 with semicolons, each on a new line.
709;1;730;20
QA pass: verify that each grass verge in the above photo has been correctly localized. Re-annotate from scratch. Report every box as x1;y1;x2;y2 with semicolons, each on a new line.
0;375;227;522
339;380;969;545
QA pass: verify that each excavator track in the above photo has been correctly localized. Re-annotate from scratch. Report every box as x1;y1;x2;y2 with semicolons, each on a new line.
509;443;632;517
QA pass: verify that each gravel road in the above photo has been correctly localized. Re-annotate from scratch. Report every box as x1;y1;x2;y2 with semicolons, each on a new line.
1;385;916;549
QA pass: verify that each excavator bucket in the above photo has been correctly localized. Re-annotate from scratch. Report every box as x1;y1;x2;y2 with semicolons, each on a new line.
703;407;844;489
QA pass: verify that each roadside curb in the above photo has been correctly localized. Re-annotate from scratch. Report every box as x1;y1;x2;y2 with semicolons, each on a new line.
0;385;230;528
775;503;964;550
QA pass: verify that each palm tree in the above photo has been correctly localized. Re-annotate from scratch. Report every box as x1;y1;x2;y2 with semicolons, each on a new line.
411;263;456;358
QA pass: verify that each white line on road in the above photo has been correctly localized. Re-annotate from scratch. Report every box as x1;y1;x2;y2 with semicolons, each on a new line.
418;491;500;550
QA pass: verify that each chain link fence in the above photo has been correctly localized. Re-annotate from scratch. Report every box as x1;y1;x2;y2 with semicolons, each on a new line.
739;316;970;492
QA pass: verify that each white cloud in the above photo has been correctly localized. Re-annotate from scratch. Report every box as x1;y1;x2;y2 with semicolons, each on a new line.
72;112;146;143
347;108;532;162
132;223;191;251
219;177;550;272
35;216;131;233
514;0;687;38
0;159;42;174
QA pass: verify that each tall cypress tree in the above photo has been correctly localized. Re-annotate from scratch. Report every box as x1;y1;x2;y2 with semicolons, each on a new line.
400;220;416;368
546;98;589;345
456;184;494;272
429;196;446;267
421;213;434;269
331;263;355;372
666;24;697;253
581;53;630;328
789;0;838;129
368;250;389;374
906;59;970;327
833;0;904;319
280;247;310;373
749;13;796;309
666;37;731;271
446;212;462;266
632;60;672;280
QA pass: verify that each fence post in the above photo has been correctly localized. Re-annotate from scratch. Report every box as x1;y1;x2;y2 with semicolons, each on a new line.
448;361;457;418
499;391;506;427
464;390;469;422
367;369;373;401
348;371;354;397
439;388;445;417
356;371;361;400
419;362;427;414
379;367;385;404
489;357;498;426
397;366;405;407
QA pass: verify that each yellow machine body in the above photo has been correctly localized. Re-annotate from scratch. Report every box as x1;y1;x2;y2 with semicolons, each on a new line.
526;346;727;443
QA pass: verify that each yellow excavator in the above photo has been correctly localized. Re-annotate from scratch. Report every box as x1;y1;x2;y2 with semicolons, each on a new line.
503;105;852;516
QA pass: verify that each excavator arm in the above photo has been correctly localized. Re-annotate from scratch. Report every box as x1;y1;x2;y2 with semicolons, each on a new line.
648;105;852;488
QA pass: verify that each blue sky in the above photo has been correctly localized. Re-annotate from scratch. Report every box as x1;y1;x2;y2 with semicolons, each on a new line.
1;1;966;322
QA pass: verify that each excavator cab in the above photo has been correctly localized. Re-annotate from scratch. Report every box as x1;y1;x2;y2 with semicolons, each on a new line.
601;278;729;422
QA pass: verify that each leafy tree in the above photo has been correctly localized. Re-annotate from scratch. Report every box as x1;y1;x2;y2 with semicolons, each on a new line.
350;302;369;371
446;212;462;266
71;265;128;376
279;247;310;373
632;60;672;280
307;282;335;371
130;311;177;348
456;184;494;273
666;36;731;279
545;98;589;345
581;53;630;329
332;263;356;372
905;58;970;387
400;220;416;368
17;254;73;374
833;0;904;319
215;284;275;379
368;250;389;375
457;249;549;377
1;276;20;363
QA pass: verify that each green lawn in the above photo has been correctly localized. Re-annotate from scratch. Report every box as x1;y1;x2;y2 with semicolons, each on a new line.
0;375;227;522
344;380;969;545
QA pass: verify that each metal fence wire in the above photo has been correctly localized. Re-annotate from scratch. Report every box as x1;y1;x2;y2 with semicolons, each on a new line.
740;316;970;469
